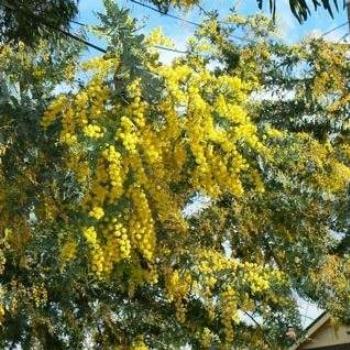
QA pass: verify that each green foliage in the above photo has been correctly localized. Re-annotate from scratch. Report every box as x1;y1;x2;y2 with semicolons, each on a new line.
203;9;350;328
0;3;348;350
0;0;79;45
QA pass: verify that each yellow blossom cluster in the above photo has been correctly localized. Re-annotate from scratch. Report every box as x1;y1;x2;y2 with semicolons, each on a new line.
165;269;192;323
145;27;174;49
200;328;214;349
41;53;267;280
277;135;350;194
265;126;284;139
168;0;198;7
42;73;109;149
83;124;104;139
83;226;105;275
59;239;77;265
31;284;48;308
89;206;105;220
128;187;156;262
42;95;67;128
83;218;133;277
157;64;265;198
102;145;124;201
130;339;149;350
59;132;77;146
117;116;138;153
162;248;288;333
244;263;270;294
0;304;4;324
221;286;239;342
102;218;132;271
188;249;288;333
128;79;146;128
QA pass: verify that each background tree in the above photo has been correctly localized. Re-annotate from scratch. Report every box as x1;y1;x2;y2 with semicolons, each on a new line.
195;4;350;331
0;0;79;44
0;1;349;349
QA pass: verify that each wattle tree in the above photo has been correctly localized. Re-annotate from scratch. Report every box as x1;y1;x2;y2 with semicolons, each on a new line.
0;1;348;349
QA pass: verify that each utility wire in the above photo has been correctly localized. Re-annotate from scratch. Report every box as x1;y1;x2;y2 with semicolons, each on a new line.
196;3;349;43
52;26;107;53
321;21;349;37
70;19;88;26
2;1;188;55
66;17;188;53
153;44;186;54
66;2;245;52
128;0;200;26
128;0;247;42
2;1;107;53
318;20;350;45
338;32;349;42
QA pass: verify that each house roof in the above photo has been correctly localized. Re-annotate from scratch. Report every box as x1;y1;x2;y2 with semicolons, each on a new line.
289;312;330;350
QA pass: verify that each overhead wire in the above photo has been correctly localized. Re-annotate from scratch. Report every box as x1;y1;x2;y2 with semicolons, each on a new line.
67;14;188;53
128;0;200;26
4;0;247;54
70;19;88;26
128;0;248;42
2;1;107;53
2;1;188;55
337;32;349;42
317;20;350;45
320;20;349;37
4;1;347;57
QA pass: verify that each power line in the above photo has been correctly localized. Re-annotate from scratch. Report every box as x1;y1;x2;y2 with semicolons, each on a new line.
318;20;350;45
197;3;348;43
321;21;349;37
128;0;200;26
153;44;186;54
70;19;88;26
128;0;247;42
70;0;201;29
3;1;107;53
51;25;107;53
2;1;188;55
338;32;349;42
65;18;188;53
56;27;187;55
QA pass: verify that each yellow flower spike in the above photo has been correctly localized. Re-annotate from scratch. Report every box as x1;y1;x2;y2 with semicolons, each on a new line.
59;240;77;266
131;339;149;350
83;124;104;139
89;207;105;220
83;226;98;245
145;27;174;48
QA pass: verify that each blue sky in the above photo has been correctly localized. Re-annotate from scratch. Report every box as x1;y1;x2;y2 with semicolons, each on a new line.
74;0;349;61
